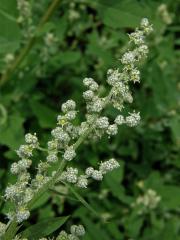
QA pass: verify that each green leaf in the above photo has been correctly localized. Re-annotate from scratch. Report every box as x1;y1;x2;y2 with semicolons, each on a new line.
30;192;50;210
20;216;69;239
65;183;100;218
52;51;81;67
169;117;180;146
0;113;24;149
157;185;180;209
29;100;57;128
81;216;109;240
36;22;55;37
96;0;152;28
0;0;20;53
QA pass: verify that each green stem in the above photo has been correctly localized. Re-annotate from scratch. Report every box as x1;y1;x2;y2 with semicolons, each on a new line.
0;0;61;87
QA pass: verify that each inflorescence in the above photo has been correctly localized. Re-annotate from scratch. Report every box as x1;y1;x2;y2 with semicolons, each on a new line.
1;18;153;239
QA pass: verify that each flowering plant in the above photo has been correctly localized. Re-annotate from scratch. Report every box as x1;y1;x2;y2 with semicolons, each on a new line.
0;16;153;239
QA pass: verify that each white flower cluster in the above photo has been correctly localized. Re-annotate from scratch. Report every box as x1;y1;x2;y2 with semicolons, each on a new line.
61;158;119;188
133;189;161;214
2;19;152;232
83;78;105;114
57;225;85;240
47;99;78;164
17;133;38;158
4;133;41;223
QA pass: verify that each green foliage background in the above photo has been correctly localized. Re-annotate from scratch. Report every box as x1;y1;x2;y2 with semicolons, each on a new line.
0;0;179;239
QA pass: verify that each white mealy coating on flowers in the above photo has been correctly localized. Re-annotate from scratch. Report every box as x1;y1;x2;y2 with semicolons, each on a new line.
23;188;33;203
63;146;76;161
85;114;96;123
4;185;19;200
16;145;33;158
47;140;58;151
114;115;125;125
126;111;140;127
65;110;77;121
78;122;89;135
107;69;122;86
85;167;94;177
140;18;153;34
58;230;68;239
121;51;136;65
46;153;58;163
76;175;88;188
130;68;140;83
16;207;30;223
18;172;31;184
25;133;38;146
89;82;99;91
83;78;99;91
83;90;94;101
83;77;94;86
51;127;70;143
3;19;153;227
65;123;79;139
129;30;144;45
106;124;118;136
57;115;67;126
91;170;103;181
37;162;50;173
68;234;79;240
99;158;120;174
115;81;133;103
96;117;109;129
61;99;76;113
70;225;85;236
31;174;50;189
10;159;32;174
137;44;149;56
65;167;78;183
90;98;104;113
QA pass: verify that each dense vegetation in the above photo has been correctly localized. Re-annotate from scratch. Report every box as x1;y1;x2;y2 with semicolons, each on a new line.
0;0;179;239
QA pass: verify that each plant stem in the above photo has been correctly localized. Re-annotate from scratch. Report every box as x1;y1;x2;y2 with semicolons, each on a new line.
0;0;61;87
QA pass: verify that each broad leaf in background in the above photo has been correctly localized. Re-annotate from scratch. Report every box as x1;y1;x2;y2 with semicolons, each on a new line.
0;0;20;54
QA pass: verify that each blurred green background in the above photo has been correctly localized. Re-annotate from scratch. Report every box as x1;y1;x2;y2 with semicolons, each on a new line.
0;0;180;239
